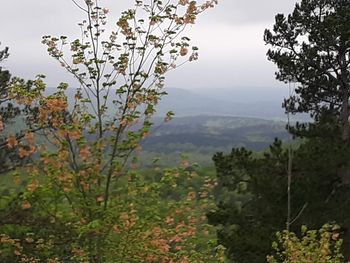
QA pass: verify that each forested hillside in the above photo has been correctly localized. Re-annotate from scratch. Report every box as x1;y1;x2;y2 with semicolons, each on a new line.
139;116;288;165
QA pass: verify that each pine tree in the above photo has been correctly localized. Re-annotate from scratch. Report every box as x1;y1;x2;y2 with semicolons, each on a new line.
264;0;350;141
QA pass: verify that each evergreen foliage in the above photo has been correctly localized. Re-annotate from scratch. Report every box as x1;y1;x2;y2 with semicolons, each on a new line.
264;0;350;140
209;1;350;261
208;136;350;263
208;0;350;258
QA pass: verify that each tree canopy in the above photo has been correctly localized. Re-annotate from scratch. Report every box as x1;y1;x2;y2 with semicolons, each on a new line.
264;0;350;140
209;1;350;262
208;138;350;263
0;1;222;262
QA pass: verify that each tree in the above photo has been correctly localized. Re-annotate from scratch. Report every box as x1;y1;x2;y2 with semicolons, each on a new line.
264;0;350;141
209;1;350;261
0;44;10;86
264;0;350;256
0;0;220;262
0;43;18;174
208;138;350;263
0;44;43;174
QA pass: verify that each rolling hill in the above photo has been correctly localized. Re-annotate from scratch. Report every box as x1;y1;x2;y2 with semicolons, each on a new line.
138;115;289;166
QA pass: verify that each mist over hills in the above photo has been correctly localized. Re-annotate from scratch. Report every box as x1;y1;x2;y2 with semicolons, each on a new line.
156;87;288;119
141;87;292;165
43;86;292;165
49;86;290;120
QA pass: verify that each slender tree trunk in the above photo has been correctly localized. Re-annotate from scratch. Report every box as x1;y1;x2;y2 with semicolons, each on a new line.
340;91;349;141
339;51;350;259
339;52;350;184
340;50;350;142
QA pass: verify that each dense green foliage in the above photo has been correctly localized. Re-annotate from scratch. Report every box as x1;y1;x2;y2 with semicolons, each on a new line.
210;0;350;262
208;134;350;262
0;164;224;262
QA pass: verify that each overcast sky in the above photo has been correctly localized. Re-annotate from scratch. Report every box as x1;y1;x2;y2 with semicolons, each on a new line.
0;0;298;91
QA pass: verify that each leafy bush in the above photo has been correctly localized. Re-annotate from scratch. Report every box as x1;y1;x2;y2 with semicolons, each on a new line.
267;224;346;263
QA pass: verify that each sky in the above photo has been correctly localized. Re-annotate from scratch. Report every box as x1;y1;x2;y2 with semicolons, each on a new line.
0;0;298;91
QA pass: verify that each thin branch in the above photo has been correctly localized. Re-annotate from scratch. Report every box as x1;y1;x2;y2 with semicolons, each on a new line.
71;0;88;13
290;202;308;226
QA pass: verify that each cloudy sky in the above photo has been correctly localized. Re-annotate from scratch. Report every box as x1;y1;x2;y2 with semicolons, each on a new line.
0;0;298;90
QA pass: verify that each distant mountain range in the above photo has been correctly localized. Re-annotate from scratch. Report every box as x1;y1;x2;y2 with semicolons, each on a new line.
156;87;288;119
40;87;295;165
48;86;303;120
